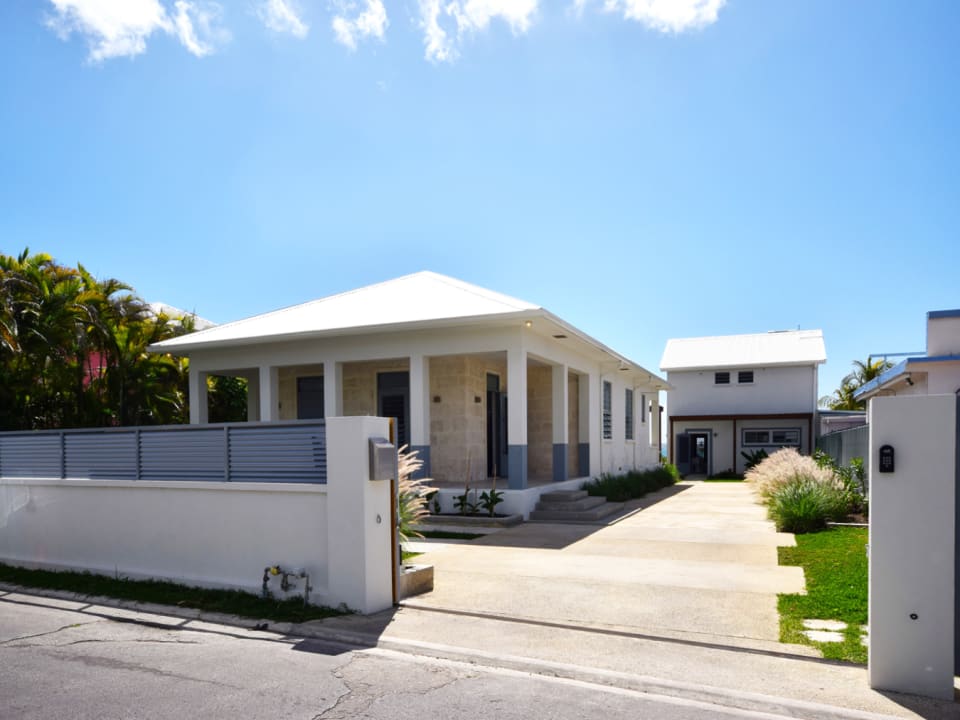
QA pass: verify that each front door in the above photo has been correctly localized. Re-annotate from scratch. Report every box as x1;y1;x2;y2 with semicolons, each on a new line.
296;376;325;419
486;374;508;479
678;431;710;476
377;372;409;448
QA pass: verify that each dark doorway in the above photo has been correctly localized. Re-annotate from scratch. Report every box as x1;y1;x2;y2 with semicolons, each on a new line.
296;377;325;419
486;374;508;479
378;372;409;448
678;431;710;476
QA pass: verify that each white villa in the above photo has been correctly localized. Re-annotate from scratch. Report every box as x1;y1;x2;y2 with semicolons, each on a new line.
151;272;668;498
660;330;826;476
855;309;960;402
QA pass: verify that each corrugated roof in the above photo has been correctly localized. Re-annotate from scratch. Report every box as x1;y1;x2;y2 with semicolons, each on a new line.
660;330;826;371
152;271;541;350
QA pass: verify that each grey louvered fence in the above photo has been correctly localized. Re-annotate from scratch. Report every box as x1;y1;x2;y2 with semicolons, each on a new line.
816;424;870;486
0;421;326;484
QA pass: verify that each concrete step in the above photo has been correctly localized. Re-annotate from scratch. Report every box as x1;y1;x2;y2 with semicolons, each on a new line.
535;495;607;513
528;501;625;523
538;490;588;503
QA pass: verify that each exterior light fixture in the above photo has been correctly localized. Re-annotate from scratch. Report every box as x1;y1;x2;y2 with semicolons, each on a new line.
524;320;533;328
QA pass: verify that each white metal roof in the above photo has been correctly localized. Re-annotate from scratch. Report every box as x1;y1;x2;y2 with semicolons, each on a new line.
152;271;539;350
660;330;826;371
150;271;669;388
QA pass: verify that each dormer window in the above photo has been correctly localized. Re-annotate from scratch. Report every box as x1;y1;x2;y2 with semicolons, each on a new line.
714;371;730;385
738;371;754;384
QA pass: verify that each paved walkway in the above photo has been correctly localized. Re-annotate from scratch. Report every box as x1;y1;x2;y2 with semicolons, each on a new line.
405;480;806;650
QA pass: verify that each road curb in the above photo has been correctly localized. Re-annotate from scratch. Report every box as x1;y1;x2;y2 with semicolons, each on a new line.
0;583;919;720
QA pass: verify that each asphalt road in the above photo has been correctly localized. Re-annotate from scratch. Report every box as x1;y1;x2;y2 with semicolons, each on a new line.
0;595;804;720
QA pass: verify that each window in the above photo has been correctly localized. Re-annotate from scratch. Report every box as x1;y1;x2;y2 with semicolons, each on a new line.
714;371;730;385
602;381;612;439
742;428;801;447
772;429;800;445
625;388;634;440
738;371;754;384
640;393;647;423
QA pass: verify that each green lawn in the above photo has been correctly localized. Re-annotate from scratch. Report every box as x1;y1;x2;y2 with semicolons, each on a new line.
0;562;349;623
778;526;868;664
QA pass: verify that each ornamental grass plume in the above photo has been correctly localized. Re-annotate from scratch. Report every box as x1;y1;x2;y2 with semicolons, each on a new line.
397;445;435;544
745;447;854;532
745;447;841;503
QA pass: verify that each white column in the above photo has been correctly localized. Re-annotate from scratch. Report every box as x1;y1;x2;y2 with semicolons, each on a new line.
189;369;208;424
587;372;602;476
868;395;957;701
506;343;528;489
552;364;568;482
323;361;342;418
259;365;279;421
408;354;430;447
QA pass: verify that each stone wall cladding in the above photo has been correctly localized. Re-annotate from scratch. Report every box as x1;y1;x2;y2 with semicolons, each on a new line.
527;364;553;480
342;358;409;417
429;354;506;483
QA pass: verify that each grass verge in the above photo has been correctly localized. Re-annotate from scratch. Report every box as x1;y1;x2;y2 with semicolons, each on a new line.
777;526;868;664
0;562;349;623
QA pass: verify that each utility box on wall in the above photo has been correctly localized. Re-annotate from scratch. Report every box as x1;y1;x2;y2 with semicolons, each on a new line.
868;395;958;701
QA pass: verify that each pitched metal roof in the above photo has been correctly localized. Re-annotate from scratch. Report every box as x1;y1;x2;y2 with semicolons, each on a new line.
660;329;826;371
152;271;539;351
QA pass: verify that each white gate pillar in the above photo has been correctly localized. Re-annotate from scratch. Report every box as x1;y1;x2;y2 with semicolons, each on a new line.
868;394;957;700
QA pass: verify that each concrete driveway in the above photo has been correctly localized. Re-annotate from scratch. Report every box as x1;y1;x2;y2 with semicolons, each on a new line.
404;481;806;651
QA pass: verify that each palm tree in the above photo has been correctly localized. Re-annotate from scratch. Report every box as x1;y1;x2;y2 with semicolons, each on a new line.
820;357;893;411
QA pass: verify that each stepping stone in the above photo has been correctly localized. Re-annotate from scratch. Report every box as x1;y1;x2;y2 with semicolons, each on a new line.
802;619;847;631
802;629;845;643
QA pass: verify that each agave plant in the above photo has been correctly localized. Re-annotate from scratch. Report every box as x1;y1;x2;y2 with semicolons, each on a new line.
397;445;435;544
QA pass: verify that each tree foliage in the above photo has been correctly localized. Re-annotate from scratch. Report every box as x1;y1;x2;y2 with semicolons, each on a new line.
0;248;194;430
819;357;893;411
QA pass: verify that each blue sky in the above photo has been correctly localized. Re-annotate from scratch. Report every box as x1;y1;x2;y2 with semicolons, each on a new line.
1;0;958;404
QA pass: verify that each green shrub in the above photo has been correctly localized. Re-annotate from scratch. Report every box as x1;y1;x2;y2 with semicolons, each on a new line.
767;475;853;533
583;466;677;502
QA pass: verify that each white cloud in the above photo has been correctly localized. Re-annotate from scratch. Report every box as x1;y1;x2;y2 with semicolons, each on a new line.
331;0;387;50
258;0;309;38
46;0;229;61
580;0;725;33
418;0;538;63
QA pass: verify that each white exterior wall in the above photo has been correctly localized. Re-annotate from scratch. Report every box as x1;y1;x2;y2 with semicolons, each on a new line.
0;417;394;615
926;363;960;395
868;395;956;700
927;315;960;356
667;365;817;416
598;372;662;475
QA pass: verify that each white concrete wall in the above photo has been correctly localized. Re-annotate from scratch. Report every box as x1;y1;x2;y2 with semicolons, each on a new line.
868;395;956;701
0;417;394;615
927;315;960;357
667;365;817;416
598;372;662;476
926;362;960;395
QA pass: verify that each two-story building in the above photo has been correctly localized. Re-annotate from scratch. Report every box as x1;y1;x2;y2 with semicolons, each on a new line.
855;309;960;403
660;330;826;476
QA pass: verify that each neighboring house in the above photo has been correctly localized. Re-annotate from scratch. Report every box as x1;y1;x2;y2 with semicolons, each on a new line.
855;309;960;403
818;409;867;435
150;272;668;491
660;330;826;476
